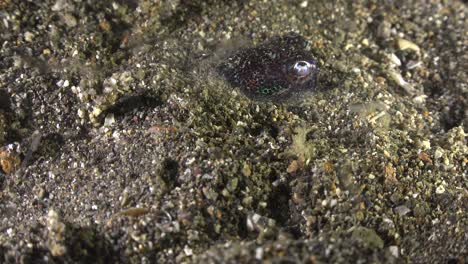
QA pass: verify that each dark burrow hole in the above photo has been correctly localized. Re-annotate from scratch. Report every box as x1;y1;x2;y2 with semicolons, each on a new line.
236;214;249;239
267;183;292;226
160;0;246;31
249;126;263;137
34;132;65;160
0;89;11;112
157;158;180;189
447;258;464;264
0;89;24;143
58;224;117;263
102;92;163;118
423;73;466;131
268;125;279;139
249;125;279;139
440;98;466;131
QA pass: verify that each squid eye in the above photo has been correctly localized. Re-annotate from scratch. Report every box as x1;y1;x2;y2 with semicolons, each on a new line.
293;61;314;77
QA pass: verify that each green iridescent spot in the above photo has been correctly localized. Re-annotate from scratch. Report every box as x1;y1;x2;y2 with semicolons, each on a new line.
258;84;284;95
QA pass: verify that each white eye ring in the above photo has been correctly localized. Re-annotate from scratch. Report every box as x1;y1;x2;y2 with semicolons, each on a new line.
293;61;314;77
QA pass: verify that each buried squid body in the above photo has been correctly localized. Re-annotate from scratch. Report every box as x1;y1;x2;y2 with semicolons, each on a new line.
217;33;319;101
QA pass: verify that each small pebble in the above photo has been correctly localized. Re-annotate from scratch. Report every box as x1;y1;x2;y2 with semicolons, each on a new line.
397;38;420;52
389;246;399;258
388;53;402;67
242;163;252;177
377;20;391;39
361;38;369;46
24;32;35;42
435;185;445;194
434;148;444;159
388;70;416;94
394;205;411;216
63;13;77;28
406;60;422;70
104;114;115;126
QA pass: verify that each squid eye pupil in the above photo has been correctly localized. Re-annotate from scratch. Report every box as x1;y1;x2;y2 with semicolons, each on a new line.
293;60;313;77
297;61;307;67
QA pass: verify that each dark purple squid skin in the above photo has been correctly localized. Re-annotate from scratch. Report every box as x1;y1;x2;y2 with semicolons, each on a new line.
217;32;319;101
